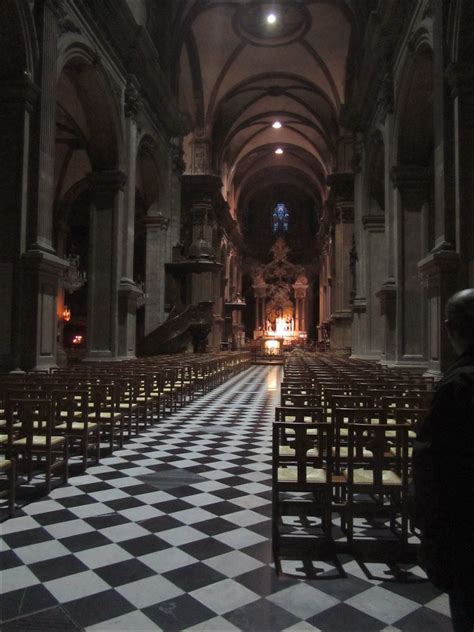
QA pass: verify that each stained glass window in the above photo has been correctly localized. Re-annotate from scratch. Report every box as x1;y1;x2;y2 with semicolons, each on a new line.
272;203;289;233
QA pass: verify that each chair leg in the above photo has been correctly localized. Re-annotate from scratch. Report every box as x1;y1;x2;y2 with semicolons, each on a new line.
9;459;16;518
63;441;69;484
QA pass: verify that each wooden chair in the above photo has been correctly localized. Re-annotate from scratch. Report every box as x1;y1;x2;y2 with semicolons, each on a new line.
6;398;68;493
87;382;124;453
272;421;336;551
344;422;410;550
0;455;16;517
52;389;100;470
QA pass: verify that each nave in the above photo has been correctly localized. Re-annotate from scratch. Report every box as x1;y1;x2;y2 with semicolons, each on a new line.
1;366;451;632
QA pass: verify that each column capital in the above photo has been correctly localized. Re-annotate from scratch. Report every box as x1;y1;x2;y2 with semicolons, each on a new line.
124;79;142;120
327;172;354;201
170;137;186;175
143;213;170;230
87;170;127;207
337;203;354;224
390;165;432;190
418;250;460;290
362;214;385;230
391;165;431;210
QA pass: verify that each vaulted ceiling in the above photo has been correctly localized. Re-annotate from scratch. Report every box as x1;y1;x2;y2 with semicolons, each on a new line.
168;0;367;254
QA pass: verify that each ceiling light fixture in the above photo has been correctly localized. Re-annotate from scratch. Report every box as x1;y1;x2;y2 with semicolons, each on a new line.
275;148;283;154
266;13;277;24
272;121;282;129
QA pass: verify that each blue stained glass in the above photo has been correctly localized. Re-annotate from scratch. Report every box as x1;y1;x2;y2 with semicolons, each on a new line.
272;203;289;232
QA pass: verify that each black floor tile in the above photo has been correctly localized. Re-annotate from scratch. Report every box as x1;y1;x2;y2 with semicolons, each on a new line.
3;528;53;549
224;598;299;631
143;594;216;631
0;550;23;571
1;606;81;631
163;562;227;592
0;585;59;623
95;558;155;587
309;603;384;631
139;515;183;533
29;554;88;583
119;534;172;556
63;589;135;628
59;530;112;553
395;606;453;631
181;537;234;560
236;565;299;597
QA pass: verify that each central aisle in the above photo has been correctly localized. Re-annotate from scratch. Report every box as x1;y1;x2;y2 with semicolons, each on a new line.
1;366;450;631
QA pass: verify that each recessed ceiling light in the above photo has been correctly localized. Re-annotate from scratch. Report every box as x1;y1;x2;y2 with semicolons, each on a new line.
266;13;277;24
275;148;283;154
272;121;282;129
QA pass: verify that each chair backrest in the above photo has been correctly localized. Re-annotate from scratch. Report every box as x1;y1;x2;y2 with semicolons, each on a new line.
346;422;409;490
275;406;325;423
6;398;54;445
273;421;334;484
280;393;322;408
51;389;88;428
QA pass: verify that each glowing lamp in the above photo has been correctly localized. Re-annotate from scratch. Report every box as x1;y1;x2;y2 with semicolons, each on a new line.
275;148;283;155
72;335;83;345
62;306;71;322
266;13;277;24
272;121;282;129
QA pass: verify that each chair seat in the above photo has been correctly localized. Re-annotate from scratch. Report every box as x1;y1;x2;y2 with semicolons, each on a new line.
0;434;8;444
346;467;402;486
279;445;318;457
277;466;328;483
285;427;318;435
88;412;122;419
14;435;65;447
333;446;373;458
118;402;138;410
0;458;12;470
56;421;98;431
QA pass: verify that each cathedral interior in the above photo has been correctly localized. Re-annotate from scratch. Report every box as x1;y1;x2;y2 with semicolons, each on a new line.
0;0;473;630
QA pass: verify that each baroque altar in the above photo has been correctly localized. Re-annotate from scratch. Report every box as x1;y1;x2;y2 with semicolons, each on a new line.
252;238;309;347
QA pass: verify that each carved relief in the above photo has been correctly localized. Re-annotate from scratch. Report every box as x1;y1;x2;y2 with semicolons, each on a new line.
124;83;142;120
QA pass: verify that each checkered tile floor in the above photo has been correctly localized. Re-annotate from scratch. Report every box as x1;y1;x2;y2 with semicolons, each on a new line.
1;366;452;631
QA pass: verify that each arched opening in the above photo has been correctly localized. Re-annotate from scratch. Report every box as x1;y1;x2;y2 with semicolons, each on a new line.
394;47;434;363
54;55;119;359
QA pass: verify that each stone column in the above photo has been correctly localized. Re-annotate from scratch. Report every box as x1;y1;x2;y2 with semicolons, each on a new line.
294;278;309;333
331;204;354;350
86;170;127;360
29;0;62;254
391;166;430;367
357;215;385;359
117;79;142;358
447;62;474;287
418;251;460;375
0;76;40;370
144;214;169;335
252;286;267;337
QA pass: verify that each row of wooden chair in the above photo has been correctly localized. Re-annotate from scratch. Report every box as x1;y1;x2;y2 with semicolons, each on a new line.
0;351;251;517
272;352;434;555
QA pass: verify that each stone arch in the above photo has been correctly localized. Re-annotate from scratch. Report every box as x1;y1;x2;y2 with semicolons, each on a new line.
391;44;435;366
394;46;434;168
57;41;122;171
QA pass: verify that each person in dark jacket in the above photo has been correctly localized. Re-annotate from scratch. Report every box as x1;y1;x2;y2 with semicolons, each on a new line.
413;288;474;632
